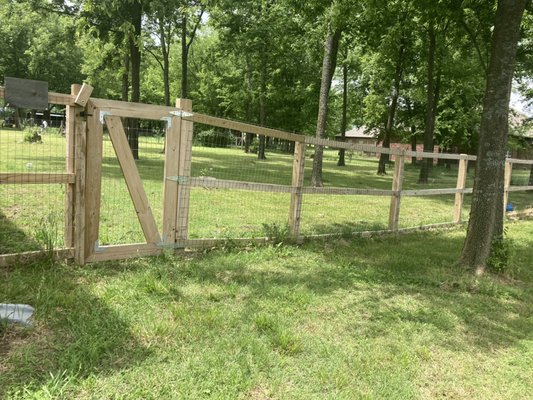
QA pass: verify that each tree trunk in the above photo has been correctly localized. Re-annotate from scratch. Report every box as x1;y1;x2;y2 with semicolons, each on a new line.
181;13;188;99
338;62;348;167
378;41;405;175
311;28;342;187
258;50;267;160
410;128;417;165
121;53;129;102
418;24;438;183
529;164;533;186
160;20;171;106
127;0;142;160
460;0;527;274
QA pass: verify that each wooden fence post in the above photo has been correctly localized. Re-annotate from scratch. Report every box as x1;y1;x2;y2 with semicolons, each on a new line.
503;159;513;214
453;155;468;223
74;117;86;265
388;152;405;232
162;115;182;245
175;99;193;246
289;141;306;237
84;101;103;259
64;84;80;248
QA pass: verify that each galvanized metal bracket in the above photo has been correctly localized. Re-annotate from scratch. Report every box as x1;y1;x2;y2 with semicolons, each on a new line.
99;110;112;124
169;110;194;118
161;116;172;127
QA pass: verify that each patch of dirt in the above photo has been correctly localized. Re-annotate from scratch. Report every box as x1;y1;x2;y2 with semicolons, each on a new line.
248;385;273;400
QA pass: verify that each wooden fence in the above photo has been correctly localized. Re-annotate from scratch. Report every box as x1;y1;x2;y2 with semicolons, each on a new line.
1;84;532;266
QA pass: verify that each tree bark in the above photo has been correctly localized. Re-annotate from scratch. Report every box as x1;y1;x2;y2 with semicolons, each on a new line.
378;40;405;175
410;127;417;165
460;0;527;274
418;23;438;183
311;28;342;187
127;0;142;160
258;49;268;160
160;19;171;106
121;53;129;102
181;12;188;99
338;61;348;167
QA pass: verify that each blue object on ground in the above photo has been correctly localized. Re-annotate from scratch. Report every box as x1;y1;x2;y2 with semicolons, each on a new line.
506;203;514;212
0;304;35;326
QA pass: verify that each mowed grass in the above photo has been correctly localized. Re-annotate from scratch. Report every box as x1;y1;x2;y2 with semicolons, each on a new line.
1;128;532;253
1;221;532;399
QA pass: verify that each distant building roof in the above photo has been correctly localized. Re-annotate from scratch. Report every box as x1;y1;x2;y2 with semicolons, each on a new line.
338;126;377;139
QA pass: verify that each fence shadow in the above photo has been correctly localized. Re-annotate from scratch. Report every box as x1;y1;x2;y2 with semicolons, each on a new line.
171;228;532;354
0;209;42;254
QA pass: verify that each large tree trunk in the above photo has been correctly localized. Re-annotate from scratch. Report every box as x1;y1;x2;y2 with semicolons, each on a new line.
338;61;348;167
311;28;342;187
418;24;438;183
127;0;142;160
378;41;405;175
460;0;527;274
121;53;129;102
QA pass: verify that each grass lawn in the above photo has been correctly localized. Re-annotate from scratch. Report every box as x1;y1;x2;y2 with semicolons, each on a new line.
1;127;532;254
1;221;532;399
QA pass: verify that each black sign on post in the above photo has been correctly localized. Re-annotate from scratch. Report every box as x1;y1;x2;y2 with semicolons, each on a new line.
4;77;48;110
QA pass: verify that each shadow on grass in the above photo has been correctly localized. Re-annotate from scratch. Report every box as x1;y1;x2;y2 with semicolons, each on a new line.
0;260;150;397
169;227;533;354
0;209;42;254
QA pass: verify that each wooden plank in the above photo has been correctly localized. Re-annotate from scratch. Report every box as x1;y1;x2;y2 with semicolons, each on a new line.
176;99;194;241
402;188;473;197
507;185;533;192
0;173;75;184
91;98;177;120
503;160;513;213
74;83;94;107
188;112;303;143
74;119;87;265
0;248;74;268
86;243;162;263
182;177;296;193
289;142;306;236
453;156;468;223
507;158;533;165
183;237;270;248
162;115;182;244
388;153;405;231
84;101;103;259
305;136;396;156
105;115;161;245
301;187;394;196
64;84;80;249
404;150;477;161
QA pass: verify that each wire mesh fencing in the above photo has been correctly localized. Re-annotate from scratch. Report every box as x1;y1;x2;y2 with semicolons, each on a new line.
0;118;68;255
98;122;166;246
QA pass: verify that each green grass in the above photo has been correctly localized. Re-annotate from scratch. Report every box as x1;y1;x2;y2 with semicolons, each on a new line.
1;128;532;254
1;221;532;399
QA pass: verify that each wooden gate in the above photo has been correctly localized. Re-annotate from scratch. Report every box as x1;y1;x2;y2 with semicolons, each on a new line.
74;96;193;264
